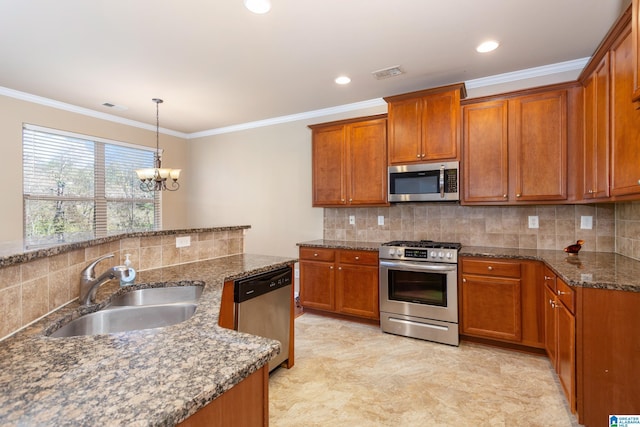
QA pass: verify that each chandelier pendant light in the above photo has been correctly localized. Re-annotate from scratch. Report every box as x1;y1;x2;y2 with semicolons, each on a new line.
135;98;181;192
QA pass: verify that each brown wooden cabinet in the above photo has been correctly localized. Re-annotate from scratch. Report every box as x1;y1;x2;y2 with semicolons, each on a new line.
462;87;571;204
385;84;466;165
576;287;640;427
462;100;509;203
543;268;576;414
299;247;379;320
633;0;640;102
582;53;611;199
177;366;268;427
459;257;544;348
610;23;640;197
310;115;388;207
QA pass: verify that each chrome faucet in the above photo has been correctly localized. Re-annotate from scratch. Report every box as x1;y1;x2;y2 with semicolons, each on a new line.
79;254;130;305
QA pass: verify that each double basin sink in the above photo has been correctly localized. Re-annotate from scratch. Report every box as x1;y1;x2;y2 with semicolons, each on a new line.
49;286;203;338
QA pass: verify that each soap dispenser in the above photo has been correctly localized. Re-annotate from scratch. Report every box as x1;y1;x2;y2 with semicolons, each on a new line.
120;253;136;286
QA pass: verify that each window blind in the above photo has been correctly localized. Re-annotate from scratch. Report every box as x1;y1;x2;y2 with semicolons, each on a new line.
23;124;159;246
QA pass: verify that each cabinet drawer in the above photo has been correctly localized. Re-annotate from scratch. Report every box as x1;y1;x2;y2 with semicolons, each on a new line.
543;267;557;292
338;250;378;266
299;247;335;262
556;278;575;314
463;259;521;278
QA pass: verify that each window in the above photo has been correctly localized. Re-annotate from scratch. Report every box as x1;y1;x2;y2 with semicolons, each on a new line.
23;124;159;247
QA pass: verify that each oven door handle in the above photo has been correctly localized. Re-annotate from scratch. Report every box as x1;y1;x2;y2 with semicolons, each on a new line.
380;260;457;272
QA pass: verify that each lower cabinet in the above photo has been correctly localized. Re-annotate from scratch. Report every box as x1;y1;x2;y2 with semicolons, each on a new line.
177;366;268;427
459;257;544;348
299;247;379;320
543;267;576;414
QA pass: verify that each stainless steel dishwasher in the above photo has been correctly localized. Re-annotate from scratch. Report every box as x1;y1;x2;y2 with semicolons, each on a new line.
234;266;292;372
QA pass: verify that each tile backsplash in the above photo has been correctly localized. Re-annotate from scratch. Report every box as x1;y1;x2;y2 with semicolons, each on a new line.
616;201;640;260
0;229;244;339
324;203;616;253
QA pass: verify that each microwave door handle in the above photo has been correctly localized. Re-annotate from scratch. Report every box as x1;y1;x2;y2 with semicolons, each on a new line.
439;166;445;198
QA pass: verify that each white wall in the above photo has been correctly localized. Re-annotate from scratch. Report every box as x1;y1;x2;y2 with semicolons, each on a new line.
186;106;386;258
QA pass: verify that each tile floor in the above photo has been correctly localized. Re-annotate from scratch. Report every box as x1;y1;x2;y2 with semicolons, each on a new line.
269;313;580;427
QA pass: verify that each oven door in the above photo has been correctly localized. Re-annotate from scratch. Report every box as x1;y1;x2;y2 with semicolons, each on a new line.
379;260;458;323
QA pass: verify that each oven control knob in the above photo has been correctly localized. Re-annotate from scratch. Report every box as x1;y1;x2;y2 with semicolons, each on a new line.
438;251;444;258
388;249;396;256
430;251;437;258
446;252;452;259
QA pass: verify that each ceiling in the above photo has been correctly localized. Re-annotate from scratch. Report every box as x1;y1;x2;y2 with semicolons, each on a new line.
0;0;630;135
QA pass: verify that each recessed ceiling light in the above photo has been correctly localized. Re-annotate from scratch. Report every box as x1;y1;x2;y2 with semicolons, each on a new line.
244;0;271;14
335;76;351;85
476;40;500;53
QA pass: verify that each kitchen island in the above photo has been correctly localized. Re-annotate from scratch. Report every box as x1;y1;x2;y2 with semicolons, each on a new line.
0;253;296;426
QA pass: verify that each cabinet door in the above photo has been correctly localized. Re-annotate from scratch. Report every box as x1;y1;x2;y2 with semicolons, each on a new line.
312;125;345;206
462;100;509;203
335;264;379;319
583;54;611;199
544;286;558;364
347;118;388;205
557;301;576;413
422;91;460;160
299;260;335;311
610;26;640;196
633;0;640;102
387;97;422;164
510;90;568;201
461;274;522;342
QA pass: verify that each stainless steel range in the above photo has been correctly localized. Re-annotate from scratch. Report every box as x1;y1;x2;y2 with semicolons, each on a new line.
379;240;461;346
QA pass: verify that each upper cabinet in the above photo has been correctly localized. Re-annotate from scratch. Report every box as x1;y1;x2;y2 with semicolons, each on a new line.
582;53;610;199
578;5;640;201
310;115;388;207
610;23;640;197
462;86;576;205
632;0;640;102
384;83;466;165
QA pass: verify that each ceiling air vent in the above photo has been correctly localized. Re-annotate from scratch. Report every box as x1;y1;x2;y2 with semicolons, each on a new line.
102;102;128;111
371;66;404;80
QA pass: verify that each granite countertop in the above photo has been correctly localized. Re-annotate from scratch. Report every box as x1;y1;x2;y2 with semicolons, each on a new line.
0;253;297;426
460;246;640;293
297;240;640;293
297;239;382;252
0;225;251;268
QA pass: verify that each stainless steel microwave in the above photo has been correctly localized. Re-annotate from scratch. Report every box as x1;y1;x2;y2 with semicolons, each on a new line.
388;161;459;202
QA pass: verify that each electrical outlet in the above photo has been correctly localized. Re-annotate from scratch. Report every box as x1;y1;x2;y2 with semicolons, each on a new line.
176;236;191;248
378;215;385;226
580;215;593;230
528;216;539;229
349;215;355;225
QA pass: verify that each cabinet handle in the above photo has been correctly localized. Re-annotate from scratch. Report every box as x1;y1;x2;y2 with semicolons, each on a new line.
338;267;342;270
462;278;467;282
355;256;359;260
557;290;568;296
549;299;556;308
588;189;594;194
544;275;552;281
421;153;425;158
487;266;493;271
516;193;522;198
313;253;318;257
329;266;334;270
416;154;421;158
349;198;353;202
503;194;508;199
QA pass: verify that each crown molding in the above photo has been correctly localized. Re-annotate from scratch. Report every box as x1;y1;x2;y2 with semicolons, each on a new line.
0;86;189;139
464;57;590;89
1;57;590;139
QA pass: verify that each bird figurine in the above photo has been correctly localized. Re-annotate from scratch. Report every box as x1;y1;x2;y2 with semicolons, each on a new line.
564;240;585;254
